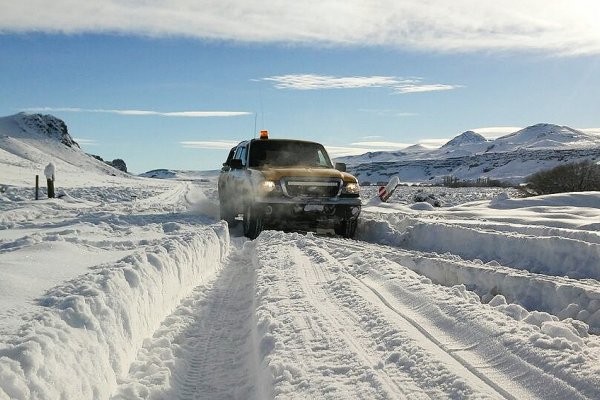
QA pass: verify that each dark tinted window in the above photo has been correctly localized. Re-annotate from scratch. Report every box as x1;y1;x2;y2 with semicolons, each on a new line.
249;140;333;168
234;145;247;166
224;147;235;165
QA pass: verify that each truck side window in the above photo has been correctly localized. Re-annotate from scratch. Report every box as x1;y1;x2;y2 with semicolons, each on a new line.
224;147;236;166
234;146;247;167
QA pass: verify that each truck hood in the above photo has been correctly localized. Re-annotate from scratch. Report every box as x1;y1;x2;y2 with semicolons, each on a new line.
258;167;358;183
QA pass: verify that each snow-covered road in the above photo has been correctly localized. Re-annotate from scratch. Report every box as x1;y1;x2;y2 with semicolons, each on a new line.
1;175;600;399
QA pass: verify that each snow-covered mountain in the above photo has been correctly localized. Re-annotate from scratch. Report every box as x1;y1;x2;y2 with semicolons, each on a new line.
401;143;429;153
490;124;599;152
441;130;487;148
0;113;129;186
337;123;600;184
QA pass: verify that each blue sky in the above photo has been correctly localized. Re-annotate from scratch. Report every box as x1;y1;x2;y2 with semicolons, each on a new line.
1;1;600;173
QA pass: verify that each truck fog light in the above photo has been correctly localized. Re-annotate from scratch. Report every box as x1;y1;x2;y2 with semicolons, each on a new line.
265;205;273;215
351;207;360;216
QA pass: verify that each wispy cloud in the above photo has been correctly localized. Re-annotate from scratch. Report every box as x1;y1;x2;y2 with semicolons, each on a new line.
179;141;412;157
395;84;459;94
73;138;98;146
24;107;251;118
350;141;412;149
324;146;381;157
417;138;449;148
180;140;239;150
580;128;600;136
261;74;459;94
471;126;522;138
360;135;383;140
359;109;417;117
1;1;598;55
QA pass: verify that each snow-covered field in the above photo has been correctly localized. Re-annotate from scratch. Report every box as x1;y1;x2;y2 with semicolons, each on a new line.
1;113;600;399
1;168;600;399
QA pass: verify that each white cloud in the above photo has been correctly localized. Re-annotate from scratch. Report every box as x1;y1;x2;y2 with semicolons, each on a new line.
24;107;251;118
261;74;459;94
580;128;600;136
324;146;380;157
2;1;599;55
418;138;448;148
180;141;386;156
262;75;400;90
360;135;383;140
471;126;522;138
359;109;417;117
180;140;239;150
394;84;460;94
73;138;98;146
350;141;412;149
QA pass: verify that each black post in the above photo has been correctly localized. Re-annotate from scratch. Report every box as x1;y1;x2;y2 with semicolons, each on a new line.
35;175;39;200
47;178;55;198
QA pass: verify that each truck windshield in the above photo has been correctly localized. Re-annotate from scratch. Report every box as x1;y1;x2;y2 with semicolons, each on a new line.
248;140;334;168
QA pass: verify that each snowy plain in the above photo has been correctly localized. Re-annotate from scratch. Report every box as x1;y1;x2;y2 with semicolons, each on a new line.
1;114;600;399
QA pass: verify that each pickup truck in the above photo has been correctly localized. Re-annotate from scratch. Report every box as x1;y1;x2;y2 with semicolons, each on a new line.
218;133;361;239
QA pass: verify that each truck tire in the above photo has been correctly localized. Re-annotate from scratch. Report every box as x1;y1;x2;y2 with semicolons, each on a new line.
243;204;264;239
219;199;237;225
335;218;357;239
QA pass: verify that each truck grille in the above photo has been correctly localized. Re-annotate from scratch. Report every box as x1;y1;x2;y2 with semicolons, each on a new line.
283;179;342;198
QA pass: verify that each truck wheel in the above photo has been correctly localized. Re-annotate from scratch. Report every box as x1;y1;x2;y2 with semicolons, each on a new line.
243;204;264;239
219;199;237;225
335;218;357;239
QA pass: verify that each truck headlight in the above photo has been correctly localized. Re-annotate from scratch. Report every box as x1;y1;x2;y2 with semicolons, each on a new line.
259;180;278;193
342;182;360;195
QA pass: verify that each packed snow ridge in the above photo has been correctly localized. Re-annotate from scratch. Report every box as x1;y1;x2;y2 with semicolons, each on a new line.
1;114;600;399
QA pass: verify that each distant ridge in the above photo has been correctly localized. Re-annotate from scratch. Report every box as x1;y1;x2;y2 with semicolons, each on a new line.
336;123;600;166
334;123;600;184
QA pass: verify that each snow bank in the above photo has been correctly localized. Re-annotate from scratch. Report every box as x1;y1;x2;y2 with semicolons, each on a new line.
401;221;600;279
359;200;600;281
0;223;229;400
357;215;600;333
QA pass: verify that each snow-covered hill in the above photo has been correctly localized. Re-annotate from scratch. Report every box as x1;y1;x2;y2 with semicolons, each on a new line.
0;113;130;186
337;123;600;184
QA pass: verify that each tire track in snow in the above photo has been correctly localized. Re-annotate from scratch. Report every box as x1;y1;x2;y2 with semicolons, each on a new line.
112;239;265;400
296;244;417;399
332;238;600;334
306;236;597;399
254;235;419;399
297;240;507;399
174;240;262;400
354;277;515;400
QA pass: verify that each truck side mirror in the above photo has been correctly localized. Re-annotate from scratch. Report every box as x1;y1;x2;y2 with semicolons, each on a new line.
230;159;243;169
335;162;346;172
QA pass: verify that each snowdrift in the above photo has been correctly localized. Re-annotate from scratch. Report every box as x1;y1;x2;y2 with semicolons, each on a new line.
0;223;229;399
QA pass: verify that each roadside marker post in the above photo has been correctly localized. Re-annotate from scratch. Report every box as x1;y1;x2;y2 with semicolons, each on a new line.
378;176;400;202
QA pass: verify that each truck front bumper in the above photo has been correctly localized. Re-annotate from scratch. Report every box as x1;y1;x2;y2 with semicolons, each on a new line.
254;197;361;229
